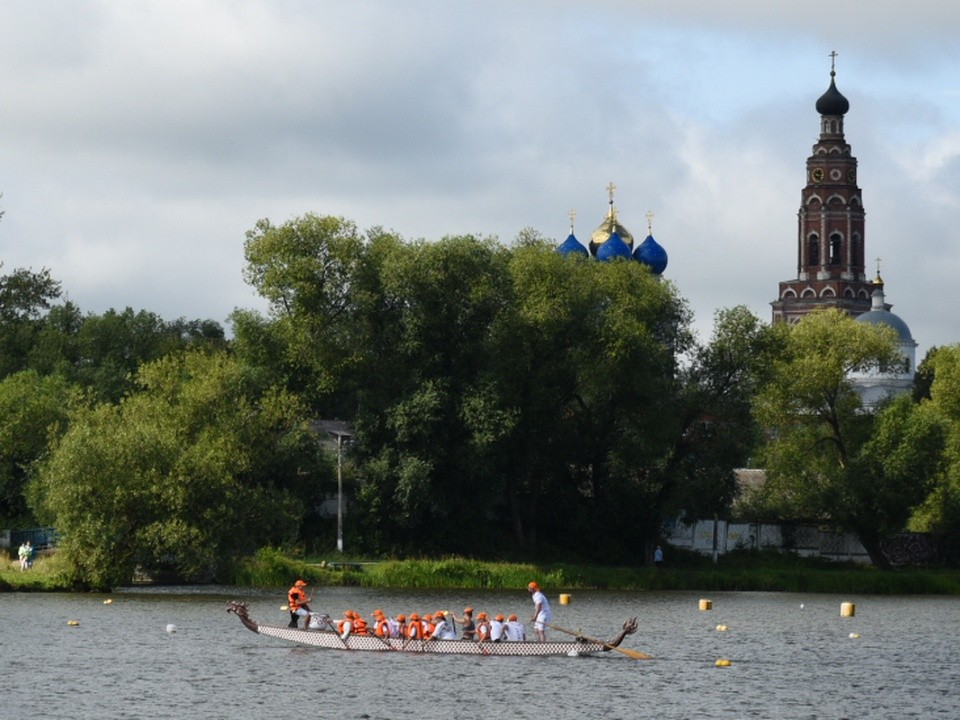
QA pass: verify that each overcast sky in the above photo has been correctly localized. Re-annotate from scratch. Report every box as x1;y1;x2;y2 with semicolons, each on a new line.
1;1;958;358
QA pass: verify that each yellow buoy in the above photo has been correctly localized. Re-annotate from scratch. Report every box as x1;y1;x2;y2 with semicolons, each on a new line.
559;593;571;605
281;605;289;611
103;599;113;605
715;658;732;667
840;602;856;617
715;624;728;632
849;632;861;639
699;599;712;611
67;620;80;626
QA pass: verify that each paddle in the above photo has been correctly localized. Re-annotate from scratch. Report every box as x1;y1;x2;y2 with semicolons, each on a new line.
545;622;652;660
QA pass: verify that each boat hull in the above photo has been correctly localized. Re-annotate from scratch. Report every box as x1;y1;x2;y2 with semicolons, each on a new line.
255;622;607;656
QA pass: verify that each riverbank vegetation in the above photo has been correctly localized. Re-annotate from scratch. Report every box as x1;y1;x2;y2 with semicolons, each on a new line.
6;548;960;595
4;216;960;586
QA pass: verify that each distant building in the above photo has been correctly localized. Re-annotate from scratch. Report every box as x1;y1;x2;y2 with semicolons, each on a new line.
771;56;915;403
556;183;668;276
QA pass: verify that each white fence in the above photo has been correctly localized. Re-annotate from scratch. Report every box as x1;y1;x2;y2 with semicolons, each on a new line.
664;519;870;563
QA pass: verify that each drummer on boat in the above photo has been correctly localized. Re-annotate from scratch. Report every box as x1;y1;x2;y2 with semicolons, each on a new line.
287;579;312;629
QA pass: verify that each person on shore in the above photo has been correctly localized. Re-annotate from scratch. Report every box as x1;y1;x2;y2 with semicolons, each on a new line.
452;607;476;640
26;541;33;568
18;541;30;571
287;579;312;629
527;581;553;641
504;613;526;641
654;545;664;568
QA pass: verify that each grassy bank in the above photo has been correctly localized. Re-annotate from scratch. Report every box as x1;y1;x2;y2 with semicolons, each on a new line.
230;548;960;595
6;547;960;594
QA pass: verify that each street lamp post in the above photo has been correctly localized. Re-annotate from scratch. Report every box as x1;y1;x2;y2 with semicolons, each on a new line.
313;420;353;555
336;432;344;553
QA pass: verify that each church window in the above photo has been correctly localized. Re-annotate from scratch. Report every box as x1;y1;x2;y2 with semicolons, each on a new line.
830;233;842;264
808;234;819;266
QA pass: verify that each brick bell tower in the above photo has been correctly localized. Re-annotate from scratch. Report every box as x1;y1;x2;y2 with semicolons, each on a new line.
771;54;875;324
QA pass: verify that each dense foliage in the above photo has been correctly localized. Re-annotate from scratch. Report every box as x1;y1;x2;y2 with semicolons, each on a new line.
4;213;960;584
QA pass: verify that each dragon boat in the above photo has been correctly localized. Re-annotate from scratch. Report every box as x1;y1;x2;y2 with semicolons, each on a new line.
227;601;642;658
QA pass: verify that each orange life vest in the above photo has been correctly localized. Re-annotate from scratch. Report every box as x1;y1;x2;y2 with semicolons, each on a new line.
351;617;369;635
375;618;390;637
407;620;424;639
476;621;490;641
288;587;306;611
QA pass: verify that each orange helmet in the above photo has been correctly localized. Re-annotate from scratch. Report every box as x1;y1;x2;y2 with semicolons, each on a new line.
409;613;420;621
396;614;406;621
508;614;518;621
295;579;307;587
477;612;488;620
527;581;539;591
495;614;505;622
463;607;473;614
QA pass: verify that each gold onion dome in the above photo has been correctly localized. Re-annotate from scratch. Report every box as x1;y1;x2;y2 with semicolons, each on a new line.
589;183;634;256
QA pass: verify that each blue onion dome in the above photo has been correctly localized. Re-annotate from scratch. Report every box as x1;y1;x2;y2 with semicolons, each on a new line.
557;232;589;257
596;231;632;261
816;69;849;116
634;234;668;275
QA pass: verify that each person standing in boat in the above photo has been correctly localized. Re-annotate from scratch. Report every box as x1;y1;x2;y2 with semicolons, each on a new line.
451;606;476;640
527;581;553;641
287;579;312;629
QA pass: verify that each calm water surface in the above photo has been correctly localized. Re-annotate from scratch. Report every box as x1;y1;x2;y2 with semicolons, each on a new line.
1;587;957;719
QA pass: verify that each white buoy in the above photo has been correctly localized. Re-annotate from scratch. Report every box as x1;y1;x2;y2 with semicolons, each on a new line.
165;623;177;634
799;603;804;610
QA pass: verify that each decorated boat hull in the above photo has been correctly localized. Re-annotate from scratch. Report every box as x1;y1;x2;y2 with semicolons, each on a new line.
227;601;637;657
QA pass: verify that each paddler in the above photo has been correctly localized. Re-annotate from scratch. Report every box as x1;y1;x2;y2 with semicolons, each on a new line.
504;613;526;641
527;581;553;641
427;611;457;640
286;579;312;629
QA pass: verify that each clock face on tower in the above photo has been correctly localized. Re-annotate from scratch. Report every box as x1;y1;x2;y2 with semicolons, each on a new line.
811;168;824;183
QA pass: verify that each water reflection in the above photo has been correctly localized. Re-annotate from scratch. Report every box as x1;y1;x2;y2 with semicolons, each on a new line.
1;588;957;719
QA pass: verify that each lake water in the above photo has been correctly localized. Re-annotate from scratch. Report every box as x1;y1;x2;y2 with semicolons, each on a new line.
1;586;957;719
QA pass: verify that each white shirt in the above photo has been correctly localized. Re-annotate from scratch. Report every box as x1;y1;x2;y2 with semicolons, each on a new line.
431;619;457;640
532;590;552;621
504;620;526;641
490;619;504;641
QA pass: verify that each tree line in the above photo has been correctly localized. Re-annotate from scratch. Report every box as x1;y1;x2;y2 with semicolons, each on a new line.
3;213;960;587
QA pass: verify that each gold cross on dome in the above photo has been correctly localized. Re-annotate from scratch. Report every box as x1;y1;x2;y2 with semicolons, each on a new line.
646;210;655;235
875;256;882;275
606;181;617;206
829;50;838;72
568;209;576;233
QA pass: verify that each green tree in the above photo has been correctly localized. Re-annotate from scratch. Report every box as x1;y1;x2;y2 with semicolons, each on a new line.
666;306;784;522
241;214;369;408
30;350;321;588
752;309;941;567
0;266;62;377
0;370;74;525
909;345;960;559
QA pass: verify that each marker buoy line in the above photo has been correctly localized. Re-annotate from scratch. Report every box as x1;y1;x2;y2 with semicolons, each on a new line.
715;624;728;632
103;598;113;605
715;658;732;667
67;620;80;626
699;599;712;611
840;602;856;617
559;593;571;605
